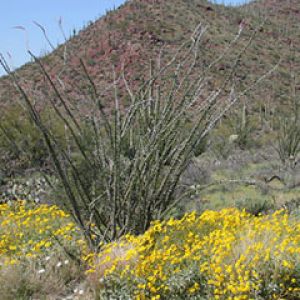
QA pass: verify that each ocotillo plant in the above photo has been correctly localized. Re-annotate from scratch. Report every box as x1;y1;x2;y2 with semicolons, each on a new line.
0;23;278;249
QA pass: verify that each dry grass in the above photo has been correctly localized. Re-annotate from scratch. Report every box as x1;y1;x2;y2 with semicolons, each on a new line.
0;247;83;300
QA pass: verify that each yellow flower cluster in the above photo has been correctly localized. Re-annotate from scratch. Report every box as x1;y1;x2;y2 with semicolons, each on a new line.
0;200;78;265
86;208;300;299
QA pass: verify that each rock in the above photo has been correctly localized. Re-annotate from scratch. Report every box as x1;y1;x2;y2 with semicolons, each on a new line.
229;134;239;143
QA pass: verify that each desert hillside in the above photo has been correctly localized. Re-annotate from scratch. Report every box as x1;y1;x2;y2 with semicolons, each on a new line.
0;1;300;299
0;0;299;111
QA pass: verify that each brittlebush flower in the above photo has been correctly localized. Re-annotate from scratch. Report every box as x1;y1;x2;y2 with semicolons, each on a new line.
86;208;300;299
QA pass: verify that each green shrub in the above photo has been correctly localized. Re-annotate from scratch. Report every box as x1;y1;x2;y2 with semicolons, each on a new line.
235;197;274;216
0;105;66;175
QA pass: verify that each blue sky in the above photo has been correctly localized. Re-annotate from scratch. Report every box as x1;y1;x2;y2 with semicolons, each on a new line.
0;0;249;76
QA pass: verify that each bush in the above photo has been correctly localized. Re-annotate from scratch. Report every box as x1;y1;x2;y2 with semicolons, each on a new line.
0;201;82;263
235;197;274;216
274;37;300;169
86;208;300;300
0;23;272;248
0;200;85;299
0;105;66;176
275;116;300;168
227;102;256;150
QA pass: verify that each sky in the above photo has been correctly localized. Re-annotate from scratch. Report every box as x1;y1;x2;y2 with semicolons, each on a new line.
0;0;249;76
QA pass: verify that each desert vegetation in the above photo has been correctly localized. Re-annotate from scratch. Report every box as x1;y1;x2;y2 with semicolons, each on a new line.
1;203;300;299
0;0;300;299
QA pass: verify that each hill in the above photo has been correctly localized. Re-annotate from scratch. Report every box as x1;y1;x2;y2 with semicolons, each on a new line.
0;0;299;110
0;0;300;176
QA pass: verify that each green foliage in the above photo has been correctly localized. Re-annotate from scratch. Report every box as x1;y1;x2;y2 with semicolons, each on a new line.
0;105;66;175
0;106;47;173
227;102;256;150
235;197;274;216
275;116;300;167
273;22;300;168
211;135;234;160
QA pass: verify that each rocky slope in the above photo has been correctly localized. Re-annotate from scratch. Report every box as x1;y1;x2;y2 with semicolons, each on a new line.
0;0;298;113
